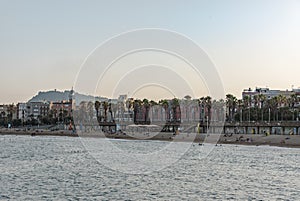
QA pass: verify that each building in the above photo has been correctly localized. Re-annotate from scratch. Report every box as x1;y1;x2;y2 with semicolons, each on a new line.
49;88;75;119
50;101;73;119
0;104;18;122
243;87;294;102
27;101;50;119
17;103;28;121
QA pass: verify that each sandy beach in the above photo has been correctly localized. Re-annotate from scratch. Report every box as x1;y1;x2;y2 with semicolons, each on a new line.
1;128;300;148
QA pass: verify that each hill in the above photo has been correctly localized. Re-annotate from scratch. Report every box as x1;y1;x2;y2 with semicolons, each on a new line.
28;89;106;105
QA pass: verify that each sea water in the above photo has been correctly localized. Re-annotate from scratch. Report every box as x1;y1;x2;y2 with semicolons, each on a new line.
0;135;299;200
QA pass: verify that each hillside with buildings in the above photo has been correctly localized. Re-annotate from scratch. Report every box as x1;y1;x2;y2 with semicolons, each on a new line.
28;89;105;106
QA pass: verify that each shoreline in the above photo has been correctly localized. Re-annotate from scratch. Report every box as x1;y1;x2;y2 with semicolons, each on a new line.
1;129;300;148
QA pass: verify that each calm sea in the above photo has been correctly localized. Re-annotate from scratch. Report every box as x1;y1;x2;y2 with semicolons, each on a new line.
0;135;299;200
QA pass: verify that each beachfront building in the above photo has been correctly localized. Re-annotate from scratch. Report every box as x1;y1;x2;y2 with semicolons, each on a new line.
17;103;28;121
27;101;50;120
50;101;73;118
0;104;7;119
0;104;18;127
0;104;18;120
242;87;297;107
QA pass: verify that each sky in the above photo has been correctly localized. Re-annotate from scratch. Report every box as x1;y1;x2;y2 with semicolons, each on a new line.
0;0;300;103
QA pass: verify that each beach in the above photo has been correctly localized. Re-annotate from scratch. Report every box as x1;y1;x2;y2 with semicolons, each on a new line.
1;128;299;148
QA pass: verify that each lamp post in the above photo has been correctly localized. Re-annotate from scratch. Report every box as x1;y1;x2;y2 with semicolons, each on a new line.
268;107;271;122
206;115;209;134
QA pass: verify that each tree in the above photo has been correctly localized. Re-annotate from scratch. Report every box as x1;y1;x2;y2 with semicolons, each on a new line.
268;97;278;121
133;99;142;124
253;95;260;121
243;95;251;121
149;100;158;122
143;99;150;124
277;95;287;121
198;97;206;122
7;104;15;124
236;99;243;122
204;96;212;121
102;101;109;122
258;94;266;121
171;98;181;123
226;94;237;121
94;101;101;121
289;94;299;121
108;103;114;122
159;99;169;123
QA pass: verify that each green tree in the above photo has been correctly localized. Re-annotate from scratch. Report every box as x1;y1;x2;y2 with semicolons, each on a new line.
159;99;169;123
258;94;266;121
171;98;181;123
226;94;237;121
143;99;150;124
102;101;109;122
94;101;101;121
243;95;251;121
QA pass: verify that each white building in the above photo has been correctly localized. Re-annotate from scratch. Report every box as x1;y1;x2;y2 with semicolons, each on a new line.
17;103;28;120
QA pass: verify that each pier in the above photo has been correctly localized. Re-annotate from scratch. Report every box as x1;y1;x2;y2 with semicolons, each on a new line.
197;121;300;135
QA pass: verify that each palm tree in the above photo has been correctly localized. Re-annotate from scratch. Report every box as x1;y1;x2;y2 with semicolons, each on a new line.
277;95;287;121
243;95;251;122
142;99;150;124
171;98;181;123
237;99;243;122
213;99;225;122
102;101;108;122
159;99;169;123
87;101;94;122
204;96;212;121
253;95;260;121
199;97;205;122
149;100;158;122
289;94;298;121
94;101;101;121
258;94;266;121
108;103;114;122
126;98;134;120
226;94;237;121
7;104;15;124
133;99;142;124
268;97;278;121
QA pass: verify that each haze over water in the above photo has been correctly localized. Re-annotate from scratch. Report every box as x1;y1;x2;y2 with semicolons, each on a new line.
0;135;299;200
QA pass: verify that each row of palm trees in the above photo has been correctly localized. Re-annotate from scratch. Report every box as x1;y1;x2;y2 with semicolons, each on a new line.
94;101;114;123
93;96;215;125
225;93;300;122
92;93;300;125
94;98;181;125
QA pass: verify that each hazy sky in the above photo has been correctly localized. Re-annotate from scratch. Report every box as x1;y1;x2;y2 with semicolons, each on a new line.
0;0;300;103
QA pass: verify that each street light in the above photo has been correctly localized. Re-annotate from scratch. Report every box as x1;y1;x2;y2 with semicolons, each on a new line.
206;115;209;134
